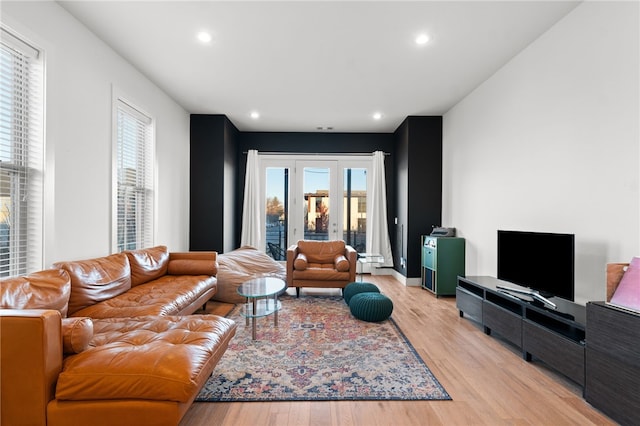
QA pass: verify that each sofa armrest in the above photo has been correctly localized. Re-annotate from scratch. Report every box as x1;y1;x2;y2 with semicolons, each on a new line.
0;309;62;426
286;245;299;286
168;252;218;276
345;245;357;282
169;251;217;262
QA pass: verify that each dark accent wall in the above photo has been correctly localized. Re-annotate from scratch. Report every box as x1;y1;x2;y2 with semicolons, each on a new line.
190;114;238;252
394;116;442;278
223;119;239;252
189;114;442;279
394;120;409;275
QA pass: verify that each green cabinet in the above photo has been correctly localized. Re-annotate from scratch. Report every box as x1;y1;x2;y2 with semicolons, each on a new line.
421;236;465;296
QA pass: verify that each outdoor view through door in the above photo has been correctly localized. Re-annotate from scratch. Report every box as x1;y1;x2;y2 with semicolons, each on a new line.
263;157;369;261
304;166;332;239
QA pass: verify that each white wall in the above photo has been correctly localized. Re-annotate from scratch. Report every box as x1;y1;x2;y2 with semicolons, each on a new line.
443;1;639;304
2;1;191;265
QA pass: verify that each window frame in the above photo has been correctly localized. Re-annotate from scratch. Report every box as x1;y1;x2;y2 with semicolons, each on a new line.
0;25;44;277
258;154;372;256
111;89;156;253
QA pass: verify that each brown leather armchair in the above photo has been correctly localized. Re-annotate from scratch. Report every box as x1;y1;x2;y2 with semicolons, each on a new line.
287;240;357;297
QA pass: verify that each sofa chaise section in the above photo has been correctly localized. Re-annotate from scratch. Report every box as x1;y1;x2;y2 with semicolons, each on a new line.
1;309;236;426
0;246;236;426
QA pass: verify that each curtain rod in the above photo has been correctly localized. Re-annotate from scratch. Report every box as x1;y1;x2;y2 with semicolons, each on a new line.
242;151;390;156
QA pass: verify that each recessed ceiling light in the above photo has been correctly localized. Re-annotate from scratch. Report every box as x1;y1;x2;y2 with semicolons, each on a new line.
197;31;212;43
372;112;383;120
250;111;260;119
415;33;430;45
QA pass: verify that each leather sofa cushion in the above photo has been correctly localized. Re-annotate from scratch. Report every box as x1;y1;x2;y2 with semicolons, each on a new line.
170;251;218;261
334;255;350;272
125;245;169;287
292;266;351;281
70;275;216;318
55;315;236;403
62;317;93;354
168;259;216;276
297;240;346;264
0;269;72;317
294;253;308;270
55;253;131;316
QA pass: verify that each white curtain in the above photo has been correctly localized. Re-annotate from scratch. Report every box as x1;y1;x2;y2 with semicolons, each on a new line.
367;151;394;267
240;150;262;249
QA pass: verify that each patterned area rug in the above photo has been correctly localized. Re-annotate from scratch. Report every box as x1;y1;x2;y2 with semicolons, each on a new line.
196;295;451;402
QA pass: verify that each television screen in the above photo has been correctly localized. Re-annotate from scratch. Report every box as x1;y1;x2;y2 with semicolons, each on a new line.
497;230;575;301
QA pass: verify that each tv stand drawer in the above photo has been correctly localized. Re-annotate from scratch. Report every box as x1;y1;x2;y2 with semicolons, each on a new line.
585;302;640;426
482;301;522;347
523;320;585;386
456;287;482;321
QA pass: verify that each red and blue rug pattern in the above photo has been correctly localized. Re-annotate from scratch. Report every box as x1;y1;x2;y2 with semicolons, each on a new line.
196;295;451;402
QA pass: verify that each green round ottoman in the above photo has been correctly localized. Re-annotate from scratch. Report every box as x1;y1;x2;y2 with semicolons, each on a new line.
343;281;380;304
349;292;393;322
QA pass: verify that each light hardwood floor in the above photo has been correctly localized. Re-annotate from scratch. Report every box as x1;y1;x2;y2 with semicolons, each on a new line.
181;275;614;426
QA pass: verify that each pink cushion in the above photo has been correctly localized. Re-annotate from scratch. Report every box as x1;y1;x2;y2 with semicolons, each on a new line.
610;257;640;311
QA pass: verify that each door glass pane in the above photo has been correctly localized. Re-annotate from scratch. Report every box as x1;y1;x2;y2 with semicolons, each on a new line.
265;167;288;260
344;168;367;253
303;167;330;240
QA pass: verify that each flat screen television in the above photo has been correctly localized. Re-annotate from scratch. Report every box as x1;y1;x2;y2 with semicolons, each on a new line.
497;230;575;302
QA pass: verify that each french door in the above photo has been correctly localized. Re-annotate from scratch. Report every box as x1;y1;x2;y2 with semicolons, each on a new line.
260;155;370;260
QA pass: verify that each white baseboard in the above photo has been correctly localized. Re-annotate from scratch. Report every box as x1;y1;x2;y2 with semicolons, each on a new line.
378;268;421;287
405;277;421;287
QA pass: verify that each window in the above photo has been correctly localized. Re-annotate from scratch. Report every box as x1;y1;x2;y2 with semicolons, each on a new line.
113;97;154;252
0;27;44;277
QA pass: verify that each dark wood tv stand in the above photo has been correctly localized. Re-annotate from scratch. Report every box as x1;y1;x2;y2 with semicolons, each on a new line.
457;276;586;387
585;301;640;426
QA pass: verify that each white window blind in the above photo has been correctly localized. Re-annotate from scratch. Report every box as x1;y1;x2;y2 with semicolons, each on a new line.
114;98;154;252
0;27;44;277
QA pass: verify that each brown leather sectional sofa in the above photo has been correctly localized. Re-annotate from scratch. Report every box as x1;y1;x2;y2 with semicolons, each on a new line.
0;245;237;426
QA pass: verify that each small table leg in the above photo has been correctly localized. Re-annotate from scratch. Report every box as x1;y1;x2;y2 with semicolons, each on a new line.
252;298;257;340
274;294;279;327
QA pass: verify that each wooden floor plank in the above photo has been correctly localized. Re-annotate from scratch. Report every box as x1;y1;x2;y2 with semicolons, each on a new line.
181;275;614;426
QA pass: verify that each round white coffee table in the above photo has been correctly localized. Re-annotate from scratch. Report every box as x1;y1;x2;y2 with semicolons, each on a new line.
237;277;285;340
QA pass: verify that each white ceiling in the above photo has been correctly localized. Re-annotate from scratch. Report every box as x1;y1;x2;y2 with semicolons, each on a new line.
59;0;580;133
